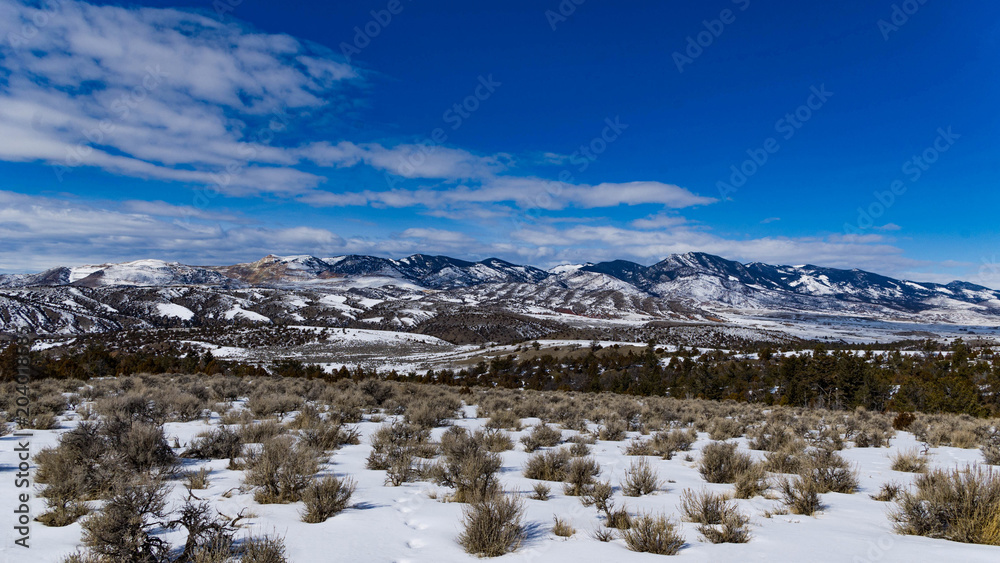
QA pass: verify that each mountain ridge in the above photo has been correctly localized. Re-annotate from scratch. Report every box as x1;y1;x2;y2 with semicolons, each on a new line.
1;251;998;336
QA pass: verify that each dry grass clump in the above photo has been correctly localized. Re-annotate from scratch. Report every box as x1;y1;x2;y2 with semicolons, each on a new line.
552;516;575;537
891;465;1000;545
520;423;562;452
243;436;321;503
620;513;685;555
523;448;573;481
621;458;661;496
890;448;929;473
300;475;356;523
457;492;526;557
698;442;754;484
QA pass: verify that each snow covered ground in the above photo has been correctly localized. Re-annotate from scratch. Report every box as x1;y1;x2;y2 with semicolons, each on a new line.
2;393;999;562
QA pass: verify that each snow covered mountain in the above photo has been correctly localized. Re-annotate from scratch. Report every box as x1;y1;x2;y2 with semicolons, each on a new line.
1;252;998;335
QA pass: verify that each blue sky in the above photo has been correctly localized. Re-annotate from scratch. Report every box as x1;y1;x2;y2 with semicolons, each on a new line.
0;0;997;286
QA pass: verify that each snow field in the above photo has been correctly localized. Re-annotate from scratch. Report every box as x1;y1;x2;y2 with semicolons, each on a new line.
3;393;999;562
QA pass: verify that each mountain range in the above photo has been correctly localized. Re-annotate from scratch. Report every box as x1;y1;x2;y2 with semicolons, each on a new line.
1;252;998;336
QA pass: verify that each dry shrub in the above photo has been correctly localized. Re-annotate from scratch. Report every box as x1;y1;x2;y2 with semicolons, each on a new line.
479;428;514;453
301;475;356;523
367;422;431;472
552;516;575;537
520;424;562;452
183;426;243;465
404;396;459;428
708;417;745;441
679;488;728;524
981;430;1000;465
799;448;859;494
651;428;697;460
563;457;601;496
569;441;592;457
433;427;503;503
891;448;929;473
523;448;572;481
530;482;551;501
624;438;654;456
698;442;753;484
698;507;751;544
186;467;211;490
80;478;171;563
247;392;301;420
457;493;526;557
778;477;822;516
747;421;796;452
622;458;660;497
763;441;805;474
240;533;288;563
891;465;1000;545
359;378;395;407
298;421;361;451
238;420;286;444
598;417;628;441
486;410;522;431
36;498;89;528
36;419;176;522
733;462;769;499
871;481;903;502
95;392;166;427
243;436;320;503
621;513;685;555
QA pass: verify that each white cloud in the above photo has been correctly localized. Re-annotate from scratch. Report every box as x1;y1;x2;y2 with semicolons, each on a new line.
299;141;508;180
0;0;356;195
0;191;346;271
301;177;715;213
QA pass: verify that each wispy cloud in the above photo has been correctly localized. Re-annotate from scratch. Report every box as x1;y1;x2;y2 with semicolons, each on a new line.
0;0;357;195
